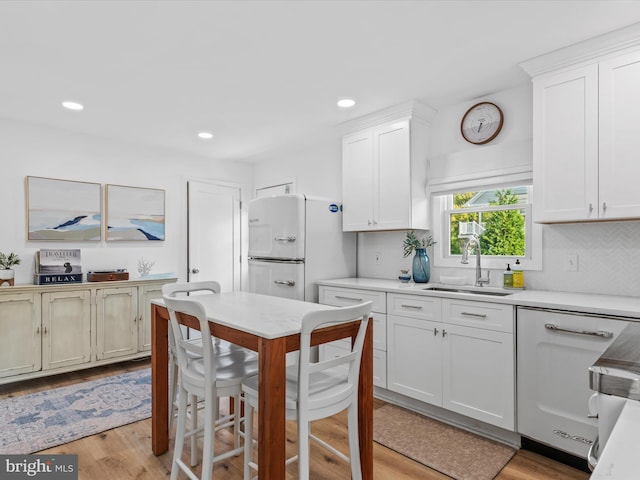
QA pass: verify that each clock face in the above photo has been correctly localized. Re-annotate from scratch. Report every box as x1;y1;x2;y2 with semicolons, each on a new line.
460;102;503;144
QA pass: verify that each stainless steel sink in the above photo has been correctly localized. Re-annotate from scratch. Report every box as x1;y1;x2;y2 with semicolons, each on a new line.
421;286;512;296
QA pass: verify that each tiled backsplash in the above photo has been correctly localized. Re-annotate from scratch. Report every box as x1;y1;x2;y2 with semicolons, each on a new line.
357;221;640;297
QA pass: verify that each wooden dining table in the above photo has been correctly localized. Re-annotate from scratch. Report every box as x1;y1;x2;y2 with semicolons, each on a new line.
150;291;373;479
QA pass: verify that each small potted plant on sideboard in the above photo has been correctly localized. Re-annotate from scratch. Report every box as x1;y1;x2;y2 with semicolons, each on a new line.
0;252;21;287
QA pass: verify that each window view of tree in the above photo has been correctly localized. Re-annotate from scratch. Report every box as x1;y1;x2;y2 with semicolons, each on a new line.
449;188;527;257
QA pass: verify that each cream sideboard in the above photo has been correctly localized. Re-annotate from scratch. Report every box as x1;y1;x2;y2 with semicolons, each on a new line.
0;277;175;385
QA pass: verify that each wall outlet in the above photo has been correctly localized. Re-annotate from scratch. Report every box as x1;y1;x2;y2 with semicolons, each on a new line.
375;252;382;265
566;253;578;272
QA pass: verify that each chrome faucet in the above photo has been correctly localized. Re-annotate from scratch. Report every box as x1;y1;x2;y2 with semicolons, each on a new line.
460;234;490;287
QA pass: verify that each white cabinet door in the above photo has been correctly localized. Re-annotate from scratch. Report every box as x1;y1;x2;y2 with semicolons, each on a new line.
342;129;374;231
599;49;640;220
138;284;163;352
0;293;41;378
42;290;91;370
533;64;599;222
96;287;138;360
375;120;412;230
387;314;442;405
442;323;514;430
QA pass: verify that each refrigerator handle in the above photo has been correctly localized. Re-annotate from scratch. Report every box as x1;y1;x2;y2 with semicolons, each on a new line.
274;236;296;243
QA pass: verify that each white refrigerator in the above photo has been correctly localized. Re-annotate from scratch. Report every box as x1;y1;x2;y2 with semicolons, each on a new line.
248;194;356;303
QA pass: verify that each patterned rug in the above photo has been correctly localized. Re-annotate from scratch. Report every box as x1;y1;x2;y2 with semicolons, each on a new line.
374;404;517;480
0;368;151;454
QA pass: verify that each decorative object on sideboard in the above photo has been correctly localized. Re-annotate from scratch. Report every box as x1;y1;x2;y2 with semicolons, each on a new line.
0;252;20;287
34;249;83;285
137;257;155;277
402;231;436;283
106;184;165;241
26;176;101;241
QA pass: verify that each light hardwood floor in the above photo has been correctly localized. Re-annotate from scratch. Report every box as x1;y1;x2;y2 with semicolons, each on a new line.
0;360;589;479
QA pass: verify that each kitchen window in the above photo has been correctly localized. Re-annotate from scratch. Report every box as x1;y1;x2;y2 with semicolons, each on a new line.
432;183;541;270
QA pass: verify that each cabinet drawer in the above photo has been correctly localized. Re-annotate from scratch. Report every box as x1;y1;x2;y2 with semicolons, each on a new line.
442;299;513;333
319;286;386;313
388;293;441;321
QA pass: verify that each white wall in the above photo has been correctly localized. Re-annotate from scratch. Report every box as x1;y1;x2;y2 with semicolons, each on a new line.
252;130;343;200
0;119;253;286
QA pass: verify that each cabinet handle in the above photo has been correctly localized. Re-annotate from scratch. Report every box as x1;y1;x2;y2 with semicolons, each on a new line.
36;326;40;334
589;203;594;213
273;280;295;286
433;328;439;336
602;202;607;212
461;311;487;318
544;323;613;338
442;329;447;337
373;220;377;225
367;220;372;226
401;304;423;310
43;326;48;334
336;295;363;302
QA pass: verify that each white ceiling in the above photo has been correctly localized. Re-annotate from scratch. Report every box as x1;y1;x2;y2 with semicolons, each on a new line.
2;0;640;163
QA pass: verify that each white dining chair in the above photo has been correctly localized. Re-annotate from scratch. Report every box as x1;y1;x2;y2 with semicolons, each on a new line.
163;287;258;480
242;301;372;480
163;281;242;435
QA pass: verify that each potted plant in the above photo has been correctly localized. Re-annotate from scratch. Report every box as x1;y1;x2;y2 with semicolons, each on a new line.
402;231;435;283
0;251;21;287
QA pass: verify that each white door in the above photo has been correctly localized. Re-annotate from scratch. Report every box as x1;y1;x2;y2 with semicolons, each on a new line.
188;181;241;292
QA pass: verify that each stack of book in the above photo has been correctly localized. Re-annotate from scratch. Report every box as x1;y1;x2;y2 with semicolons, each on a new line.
34;249;83;285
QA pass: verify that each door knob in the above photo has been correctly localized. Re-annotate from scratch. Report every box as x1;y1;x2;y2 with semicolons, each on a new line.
191;268;200;274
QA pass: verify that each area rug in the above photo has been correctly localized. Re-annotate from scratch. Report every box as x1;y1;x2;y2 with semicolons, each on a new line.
374;404;516;480
0;368;151;454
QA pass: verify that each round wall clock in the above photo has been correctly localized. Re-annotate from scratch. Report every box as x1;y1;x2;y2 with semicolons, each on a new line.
460;102;504;145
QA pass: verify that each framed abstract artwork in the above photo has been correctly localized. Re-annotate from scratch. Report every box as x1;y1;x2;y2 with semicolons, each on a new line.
106;184;165;241
26;176;102;241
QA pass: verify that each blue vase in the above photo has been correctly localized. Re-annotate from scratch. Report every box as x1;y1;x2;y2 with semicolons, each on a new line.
412;248;430;283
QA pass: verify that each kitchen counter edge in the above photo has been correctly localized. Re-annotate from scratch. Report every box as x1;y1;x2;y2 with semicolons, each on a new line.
316;278;640;319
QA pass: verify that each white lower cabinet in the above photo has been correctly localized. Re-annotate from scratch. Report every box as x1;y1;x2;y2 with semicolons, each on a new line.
318;286;387;387
387;293;515;430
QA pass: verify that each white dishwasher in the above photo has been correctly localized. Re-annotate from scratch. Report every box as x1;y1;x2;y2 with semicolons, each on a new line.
516;306;629;458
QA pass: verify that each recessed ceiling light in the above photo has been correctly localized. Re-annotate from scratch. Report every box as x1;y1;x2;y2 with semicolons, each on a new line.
197;131;214;140
337;98;356;108
62;101;84;111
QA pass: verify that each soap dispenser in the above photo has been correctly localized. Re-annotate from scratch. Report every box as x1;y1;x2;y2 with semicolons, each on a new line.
503;264;513;288
512;259;524;288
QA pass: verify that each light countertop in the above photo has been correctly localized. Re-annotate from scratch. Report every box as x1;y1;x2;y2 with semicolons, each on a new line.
316;277;640;319
591;399;640;479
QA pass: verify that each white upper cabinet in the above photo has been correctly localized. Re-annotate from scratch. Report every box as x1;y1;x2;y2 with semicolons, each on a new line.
524;25;640;223
598;50;640;220
341;101;435;232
